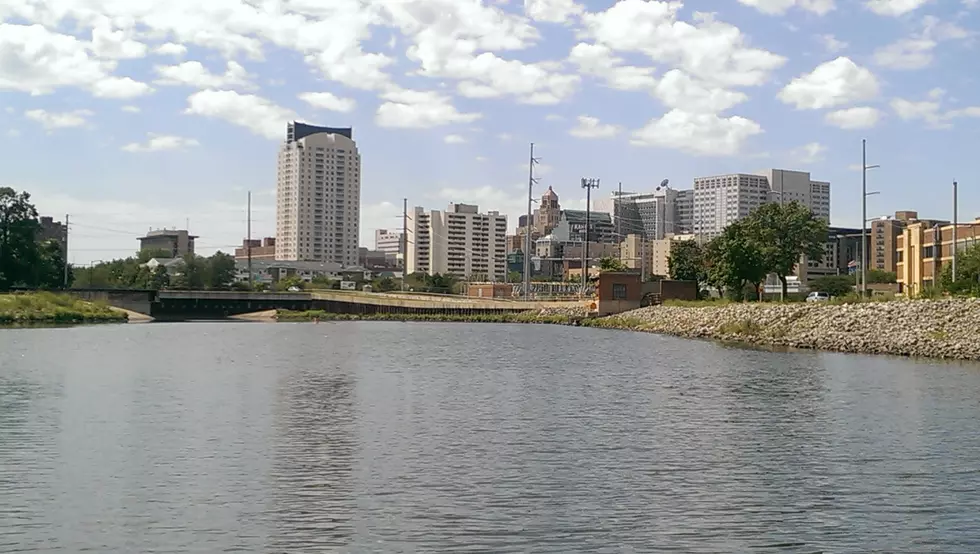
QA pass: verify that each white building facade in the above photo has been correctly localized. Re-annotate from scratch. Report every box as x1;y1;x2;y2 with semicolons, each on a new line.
693;169;831;238
276;122;361;265
595;187;694;240
406;203;508;281
374;229;403;254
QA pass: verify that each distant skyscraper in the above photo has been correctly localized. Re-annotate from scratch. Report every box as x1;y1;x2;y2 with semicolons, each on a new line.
276;122;361;265
692;169;831;238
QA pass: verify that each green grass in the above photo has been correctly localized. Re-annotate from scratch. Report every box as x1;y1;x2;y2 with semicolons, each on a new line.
275;309;579;325
0;292;127;324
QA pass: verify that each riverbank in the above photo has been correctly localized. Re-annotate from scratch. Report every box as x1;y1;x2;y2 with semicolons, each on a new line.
583;298;980;361
275;309;578;325
0;292;128;324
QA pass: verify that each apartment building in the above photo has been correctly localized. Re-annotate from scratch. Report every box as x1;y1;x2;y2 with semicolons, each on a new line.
693;169;830;238
406;203;508;280
897;218;980;295
619;233;683;278
276;121;360;265
374;229;403;254
234;237;276;261
595;187;694;240
868;211;944;273
138;229;196;257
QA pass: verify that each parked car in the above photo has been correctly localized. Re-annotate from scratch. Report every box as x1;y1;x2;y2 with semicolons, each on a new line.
806;291;831;302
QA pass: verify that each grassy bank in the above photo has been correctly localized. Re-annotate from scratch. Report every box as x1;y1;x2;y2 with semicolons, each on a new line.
0;292;128;324
275;309;579;325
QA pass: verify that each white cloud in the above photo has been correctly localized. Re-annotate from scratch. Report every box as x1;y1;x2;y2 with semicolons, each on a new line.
154;43;187;56
90;21;147;60
824;106;882;129
121;105;140;113
0;23;152;98
873;16;970;70
654;69;748;113
569;115;622;139
185;90;297;139
545;114;564;121
375;89;481;129
819;34;848;53
791;142;827;163
581;2;787;88
630;110;762;156
24;109;93;130
737;0;835;15
122;134;200;152
298;92;356;113
865;0;933;16
155;61;251;89
568;42;657;91
778;57;880;109
525;0;584;23
444;134;466;144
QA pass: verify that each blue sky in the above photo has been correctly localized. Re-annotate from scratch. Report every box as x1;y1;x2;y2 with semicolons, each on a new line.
1;0;978;264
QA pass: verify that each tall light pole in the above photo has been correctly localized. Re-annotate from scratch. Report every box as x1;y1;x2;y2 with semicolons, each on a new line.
524;143;540;300
580;177;600;295
861;139;881;297
953;180;958;283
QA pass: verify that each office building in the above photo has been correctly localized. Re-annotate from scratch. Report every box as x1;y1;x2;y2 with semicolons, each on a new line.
138;229;196;257
375;229;403;254
533;186;562;235
276;121;360;265
595;187;695;240
234;237;276;261
550;210;616;244
869;211;947;273
693;169;831;238
406;203;508;281
897;218;980;295
38;216;67;254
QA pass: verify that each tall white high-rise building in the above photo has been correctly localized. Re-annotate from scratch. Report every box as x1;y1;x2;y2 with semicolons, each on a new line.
276;121;361;265
693;169;831;238
406;203;508;280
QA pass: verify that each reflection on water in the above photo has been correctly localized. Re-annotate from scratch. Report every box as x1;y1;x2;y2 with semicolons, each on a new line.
1;322;980;552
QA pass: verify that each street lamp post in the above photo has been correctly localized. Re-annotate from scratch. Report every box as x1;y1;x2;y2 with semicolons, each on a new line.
862;139;881;297
580;178;600;295
953;180;958;283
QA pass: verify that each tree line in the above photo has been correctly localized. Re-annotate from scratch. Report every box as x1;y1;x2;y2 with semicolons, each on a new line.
667;202;828;300
0;188;69;290
73;250;238;290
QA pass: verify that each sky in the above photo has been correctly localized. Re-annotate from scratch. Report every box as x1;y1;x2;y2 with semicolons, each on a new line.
1;0;978;265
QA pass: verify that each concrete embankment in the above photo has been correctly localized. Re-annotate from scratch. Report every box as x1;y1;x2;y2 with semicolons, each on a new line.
562;299;980;361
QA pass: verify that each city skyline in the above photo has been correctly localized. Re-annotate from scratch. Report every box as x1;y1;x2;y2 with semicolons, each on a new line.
2;0;978;264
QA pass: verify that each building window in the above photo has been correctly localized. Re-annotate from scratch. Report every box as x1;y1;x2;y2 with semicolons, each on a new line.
612;283;627;300
923;246;934;258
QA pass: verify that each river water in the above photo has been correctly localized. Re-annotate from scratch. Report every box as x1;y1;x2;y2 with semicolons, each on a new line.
2;322;980;553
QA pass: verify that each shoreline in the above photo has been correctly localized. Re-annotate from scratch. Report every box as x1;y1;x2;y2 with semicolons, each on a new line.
276;299;980;362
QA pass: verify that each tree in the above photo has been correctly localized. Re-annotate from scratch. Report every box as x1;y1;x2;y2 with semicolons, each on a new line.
205;251;237;290
867;269;896;284
703;221;766;301
32;239;69;288
150;265;170;290
668;240;705;291
598;256;626;271
811;275;855;297
940;243;980;296
372;276;397;292
744;202;828;299
0;187;41;289
507;271;521;283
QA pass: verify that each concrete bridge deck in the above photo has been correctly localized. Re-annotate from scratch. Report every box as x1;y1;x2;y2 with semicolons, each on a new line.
68;288;582;320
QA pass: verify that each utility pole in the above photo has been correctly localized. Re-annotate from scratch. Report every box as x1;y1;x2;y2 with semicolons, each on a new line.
246;191;253;289
63;214;69;288
953;180;958;283
580;178;600;295
524;143;540;300
402;198;408;292
861;139;867;297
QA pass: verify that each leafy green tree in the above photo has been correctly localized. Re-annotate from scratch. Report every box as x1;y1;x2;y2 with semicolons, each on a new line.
703;222;766;301
867;269;896;284
150;265;170;290
598;256;627;271
372;276;397;292
668;240;705;291
507;271;522;283
940;243;980;296
811;275;855;297
205;251;236;290
32;239;69;288
0;187;41;289
744;202;828;299
137;248;173;263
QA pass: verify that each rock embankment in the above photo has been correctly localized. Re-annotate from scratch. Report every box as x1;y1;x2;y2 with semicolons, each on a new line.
585;299;980;361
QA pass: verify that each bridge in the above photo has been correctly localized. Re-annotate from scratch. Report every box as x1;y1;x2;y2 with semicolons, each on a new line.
69;288;577;321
